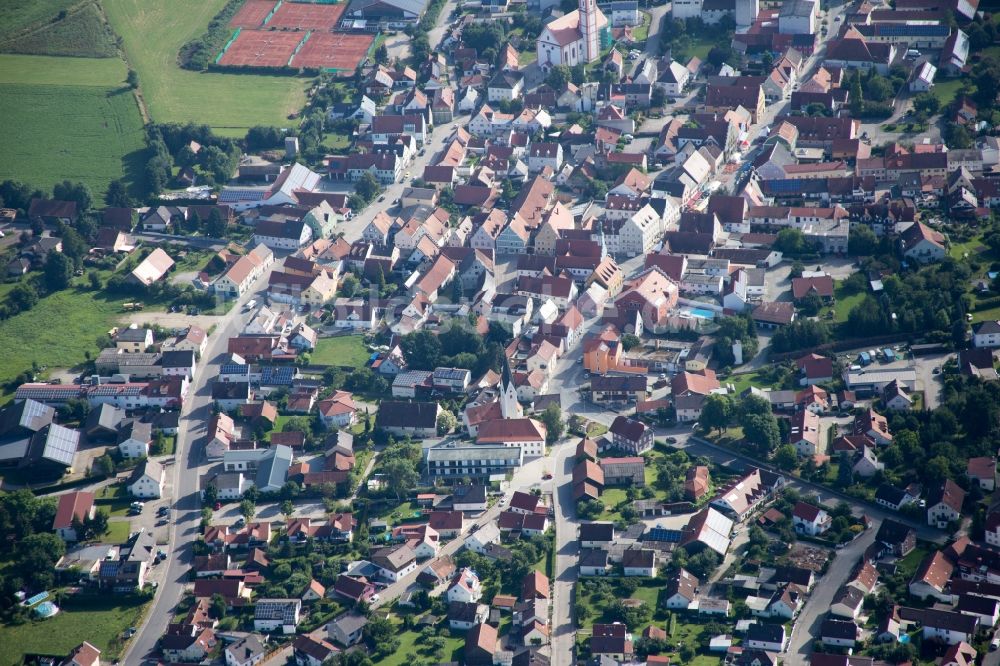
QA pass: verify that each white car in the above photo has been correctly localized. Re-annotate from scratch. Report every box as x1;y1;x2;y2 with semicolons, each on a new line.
370;593;380;603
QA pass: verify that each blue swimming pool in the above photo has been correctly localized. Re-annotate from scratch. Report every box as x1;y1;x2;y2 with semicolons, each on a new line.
33;601;58;618
689;308;716;319
898;634;910;644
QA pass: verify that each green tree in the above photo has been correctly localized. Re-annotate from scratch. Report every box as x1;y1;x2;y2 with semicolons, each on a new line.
240;499;256;521
437;409;458;435
105;179;131;208
913;92;941;117
355;172;382;202
203;483;219;506
93;453;115;477
400;330;443;370
9;282;38;312
340;273;361;297
53;180;93;212
621;333;640;351
848;224;878;256
211;592;227;618
206;208;227;238
699;394;733;434
281;499;295;519
774;228;812;257
546;65;572;90
944;122;973;149
773;444;799;470
382;457;420;501
742;412;781;457
539;403;565;445
200;145;235;183
43;251;73;292
837;452;854;488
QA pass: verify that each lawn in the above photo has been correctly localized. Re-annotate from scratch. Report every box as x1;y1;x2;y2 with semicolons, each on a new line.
0;594;149;666
972;303;1000;323
96;484;132;518
0;286;128;401
725;369;777;394
0;0;78;41
103;0;308;134
949;232;986;260
312;335;372;368
323;132;352;152
930;77;965;107
632;12;652;42
104;519;133;543
0;55;146;199
898;543;931;579
599;487;629;520
373;615;464;666
826;279;867;324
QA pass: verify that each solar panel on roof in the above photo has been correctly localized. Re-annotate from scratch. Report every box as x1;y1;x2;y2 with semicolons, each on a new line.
645;527;683;542
42;424;79;465
219;188;267;203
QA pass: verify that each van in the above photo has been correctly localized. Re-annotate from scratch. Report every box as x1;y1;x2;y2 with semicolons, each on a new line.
906;49;921;59
245;299;256;311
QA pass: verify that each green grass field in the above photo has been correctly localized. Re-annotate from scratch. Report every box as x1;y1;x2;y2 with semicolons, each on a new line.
831;280;867;324
931;77;966;107
0;0;78;42
104;519;133;543
0;594;149;665
103;0;308;134
1;2;118;58
0;55;146;199
312;336;371;368
374;615;464;666
0;285;126;400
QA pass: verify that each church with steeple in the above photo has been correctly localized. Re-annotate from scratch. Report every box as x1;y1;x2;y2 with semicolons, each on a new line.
499;356;523;419
535;0;609;70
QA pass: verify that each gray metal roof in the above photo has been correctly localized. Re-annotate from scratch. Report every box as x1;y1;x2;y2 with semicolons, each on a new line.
426;445;521;461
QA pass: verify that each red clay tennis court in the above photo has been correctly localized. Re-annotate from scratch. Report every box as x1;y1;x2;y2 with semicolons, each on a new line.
219;29;304;67
267;1;346;30
292;32;374;71
229;0;279;28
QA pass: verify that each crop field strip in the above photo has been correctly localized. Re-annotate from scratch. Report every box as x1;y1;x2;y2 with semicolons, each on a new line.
0;54;145;198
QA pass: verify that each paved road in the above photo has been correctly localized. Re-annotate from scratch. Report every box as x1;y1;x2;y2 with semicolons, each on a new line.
785;526;876;663
551;438;581;666
122;266;275;663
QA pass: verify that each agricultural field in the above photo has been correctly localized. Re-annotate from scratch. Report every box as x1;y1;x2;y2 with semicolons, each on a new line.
103;0;307;135
0;2;118;58
0;55;146;199
0;594;149;665
0;0;78;42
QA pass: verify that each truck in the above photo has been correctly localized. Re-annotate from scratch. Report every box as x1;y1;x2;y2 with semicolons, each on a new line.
859;352;871;366
882;348;895;362
121;302;144;312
